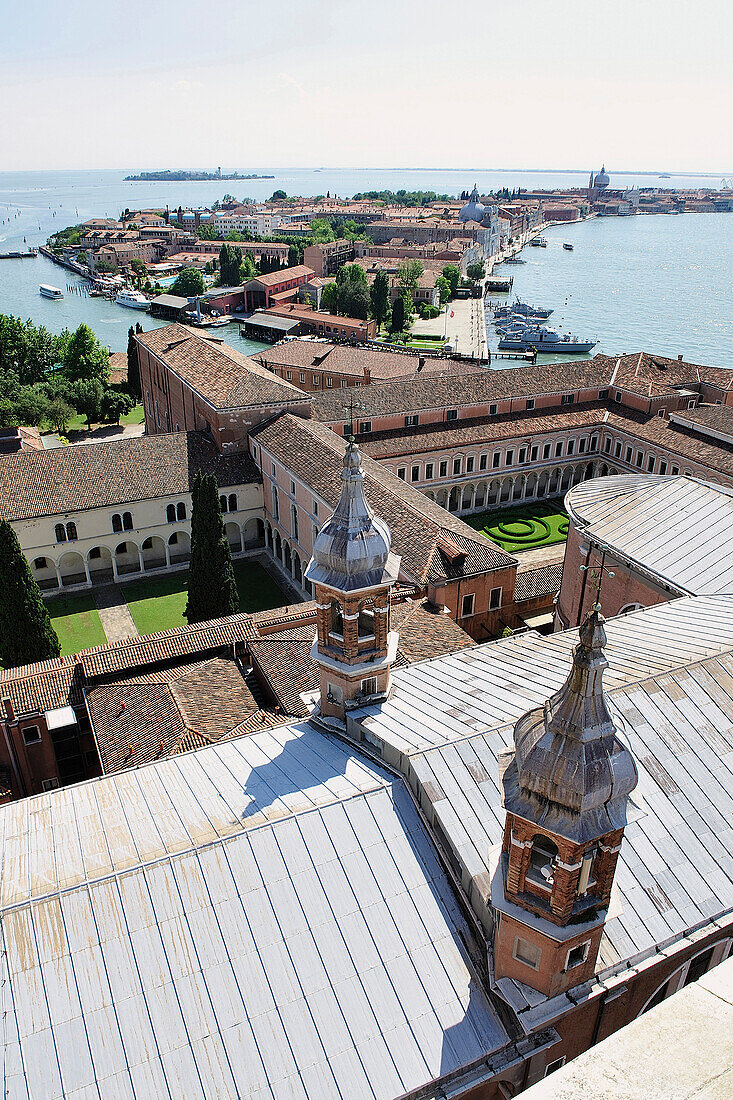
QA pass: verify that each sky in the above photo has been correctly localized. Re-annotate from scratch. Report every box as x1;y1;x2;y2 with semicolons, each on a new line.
1;0;731;173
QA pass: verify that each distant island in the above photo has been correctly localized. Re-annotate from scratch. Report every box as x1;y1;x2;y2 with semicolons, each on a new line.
124;170;275;182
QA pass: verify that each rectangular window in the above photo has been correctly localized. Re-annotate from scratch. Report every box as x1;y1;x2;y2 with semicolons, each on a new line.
647;455;656;472
615;441;622;458
312;375;319;386
545;1057;567;1077
565;942;590;969
326;376;333;388
625;446;633;463
285;370;292;380
518;448;526;464
426;463;434;479
604;438;612;453
361;677;377;697
490;587;502;610
505;449;514;466
615;391;622;402
461;593;475;618
636;451;644;467
658;408;666;418
23;726;41;745
300;372;306;383
411;465;420;482
313;501;318;515
446;409;458;422
479;453;488;471
272;463;277;476
290;480;296;496
492;452;501;469
659;460;668;475
561;393;575;405
513;937;541;970
526;398;535;411
360;421;371;434
530;445;538;461
439;461;448;477
567;440;575;456
452;458;461;476
598;389;609;399
489;403;498;416
405;414;419;427
543;443;551;460
671;464;679;474
578;438;586;454
688;399;696;409
555;441;563;457
397;467;406;481
590;436;598;452
466;456;475;473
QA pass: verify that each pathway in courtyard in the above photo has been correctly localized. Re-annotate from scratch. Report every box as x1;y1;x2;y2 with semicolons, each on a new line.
92;584;139;643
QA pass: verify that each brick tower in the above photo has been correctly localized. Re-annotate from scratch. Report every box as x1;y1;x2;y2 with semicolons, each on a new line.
305;439;400;725
493;609;638;997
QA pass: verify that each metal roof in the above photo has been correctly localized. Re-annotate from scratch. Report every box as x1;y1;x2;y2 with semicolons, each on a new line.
565;475;733;595
0;723;508;1099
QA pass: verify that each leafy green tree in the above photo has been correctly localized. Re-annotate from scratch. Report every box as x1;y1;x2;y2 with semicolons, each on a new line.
46;397;74;435
14;387;48;426
171;267;205;297
321;282;338;312
270;190;287;201
370;272;391;330
310;218;336;244
336;264;369;320
63;324;110;384
240;253;257;281
126;327;141;398
466;262;486;282
390;295;406;333
70;378;104;429
101;390;134;425
441;264;461;298
218;244;243;286
436;275;451;305
185;472;239;625
0;518;60;668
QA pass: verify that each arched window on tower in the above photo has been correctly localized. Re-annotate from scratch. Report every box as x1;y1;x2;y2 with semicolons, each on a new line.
358;604;375;639
526;835;558;889
329;600;344;638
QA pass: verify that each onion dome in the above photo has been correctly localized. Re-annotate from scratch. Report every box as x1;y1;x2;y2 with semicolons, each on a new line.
459;183;487;223
593;165;610;189
305;440;401;592
501;609;638;842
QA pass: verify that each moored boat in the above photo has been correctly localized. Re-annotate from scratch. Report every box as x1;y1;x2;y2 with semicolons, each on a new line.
39;284;63;299
498;327;596;353
115;288;150;310
493;299;553;320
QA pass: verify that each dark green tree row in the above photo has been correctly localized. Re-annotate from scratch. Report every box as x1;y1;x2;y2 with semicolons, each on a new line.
0;519;60;667
184;472;239;625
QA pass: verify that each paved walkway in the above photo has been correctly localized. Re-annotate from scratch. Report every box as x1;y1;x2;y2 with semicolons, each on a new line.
93;584;139;643
514;544;566;571
411;296;487;359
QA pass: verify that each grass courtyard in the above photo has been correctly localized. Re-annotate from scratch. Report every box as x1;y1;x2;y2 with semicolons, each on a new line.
121;560;289;636
47;593;107;657
465;501;569;553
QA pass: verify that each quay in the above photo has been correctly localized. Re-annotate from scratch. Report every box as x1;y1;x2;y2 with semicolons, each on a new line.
0;248;37;259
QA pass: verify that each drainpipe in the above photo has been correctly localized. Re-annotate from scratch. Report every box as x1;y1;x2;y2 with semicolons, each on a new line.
1;699;27;798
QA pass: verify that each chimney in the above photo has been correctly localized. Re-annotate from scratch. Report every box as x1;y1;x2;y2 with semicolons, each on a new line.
363;366;371;383
3;698;15;722
678;354;683;361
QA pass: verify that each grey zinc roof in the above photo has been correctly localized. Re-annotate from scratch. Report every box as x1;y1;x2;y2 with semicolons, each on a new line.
0;722;508;1099
565;475;733;596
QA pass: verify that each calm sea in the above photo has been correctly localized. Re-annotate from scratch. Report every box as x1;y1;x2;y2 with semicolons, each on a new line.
0;168;730;363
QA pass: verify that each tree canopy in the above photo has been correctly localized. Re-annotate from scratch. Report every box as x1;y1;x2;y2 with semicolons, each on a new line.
441;264;461;298
218;243;244;286
370;271;391;330
185;472;240;625
0;518;61;668
335;264;370;320
171;267;205;297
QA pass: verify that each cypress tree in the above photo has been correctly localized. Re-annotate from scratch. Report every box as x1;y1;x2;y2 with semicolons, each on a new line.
127;326;141;398
0;518;61;667
391;295;405;333
184;472;239;624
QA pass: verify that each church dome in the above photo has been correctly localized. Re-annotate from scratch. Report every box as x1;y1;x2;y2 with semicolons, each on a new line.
593;165;610;189
305;441;400;592
459;184;487;223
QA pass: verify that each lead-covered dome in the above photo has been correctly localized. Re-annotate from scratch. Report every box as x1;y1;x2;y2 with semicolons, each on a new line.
459;184;487;223
305;441;401;592
593;165;610;189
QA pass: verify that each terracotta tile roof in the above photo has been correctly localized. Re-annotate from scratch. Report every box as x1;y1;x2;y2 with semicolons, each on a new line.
0;663;83;719
108;351;128;385
252;414;516;584
253;340;447;380
248;598;474;718
136;324;308;411
514;563;564;602
86;656;283;773
248;265;314;287
0;431;260;522
606;408;733;474
669;404;733;438
609;352;733;395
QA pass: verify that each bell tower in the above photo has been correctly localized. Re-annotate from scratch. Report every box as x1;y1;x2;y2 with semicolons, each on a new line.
493;609;638;997
305;439;400;724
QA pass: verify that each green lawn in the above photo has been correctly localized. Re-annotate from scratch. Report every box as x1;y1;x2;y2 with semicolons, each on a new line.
47;593;107;656
465;501;570;553
123;560;289;636
43;403;145;435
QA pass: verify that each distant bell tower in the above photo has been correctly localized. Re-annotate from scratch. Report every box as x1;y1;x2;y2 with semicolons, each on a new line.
305;440;400;724
493;609;638;997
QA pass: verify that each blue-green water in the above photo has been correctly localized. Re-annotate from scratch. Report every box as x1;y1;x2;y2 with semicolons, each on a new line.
0;168;730;360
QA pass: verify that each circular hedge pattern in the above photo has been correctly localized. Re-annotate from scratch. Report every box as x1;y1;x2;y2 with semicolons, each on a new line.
467;505;570;552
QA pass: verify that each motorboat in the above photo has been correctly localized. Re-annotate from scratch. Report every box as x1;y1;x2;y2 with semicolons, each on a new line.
499;327;596;353
493;299;553;320
115;288;150;310
502;256;526;265
39;284;63;299
530;236;547;247
563;242;574;251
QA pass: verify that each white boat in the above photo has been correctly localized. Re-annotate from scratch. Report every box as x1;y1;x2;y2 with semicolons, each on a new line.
39;284;64;299
115;288;150;310
563;242;574;251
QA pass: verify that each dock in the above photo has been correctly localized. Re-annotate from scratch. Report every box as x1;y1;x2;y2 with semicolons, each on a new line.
0;249;37;259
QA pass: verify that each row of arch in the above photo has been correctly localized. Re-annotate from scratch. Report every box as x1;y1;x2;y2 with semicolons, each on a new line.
265;522;312;596
424;462;618;514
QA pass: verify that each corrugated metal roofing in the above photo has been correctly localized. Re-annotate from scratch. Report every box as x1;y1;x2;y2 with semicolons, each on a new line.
0;723;507;1099
566;476;733;595
357;594;733;756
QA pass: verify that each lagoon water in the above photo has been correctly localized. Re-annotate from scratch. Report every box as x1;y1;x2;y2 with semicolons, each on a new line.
0;167;731;362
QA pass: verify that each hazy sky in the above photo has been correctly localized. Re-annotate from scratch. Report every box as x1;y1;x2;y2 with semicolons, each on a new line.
2;0;731;172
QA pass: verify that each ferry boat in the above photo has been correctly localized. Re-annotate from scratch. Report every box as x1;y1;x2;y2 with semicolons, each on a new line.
502;255;526;265
498;327;596;354
115;288;150;310
563;242;574;251
39;284;64;299
530;236;548;248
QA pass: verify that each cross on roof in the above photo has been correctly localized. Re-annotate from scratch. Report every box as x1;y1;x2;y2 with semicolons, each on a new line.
343;394;367;441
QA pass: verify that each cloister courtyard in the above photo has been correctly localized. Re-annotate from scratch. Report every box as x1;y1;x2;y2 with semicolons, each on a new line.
465;500;569;553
